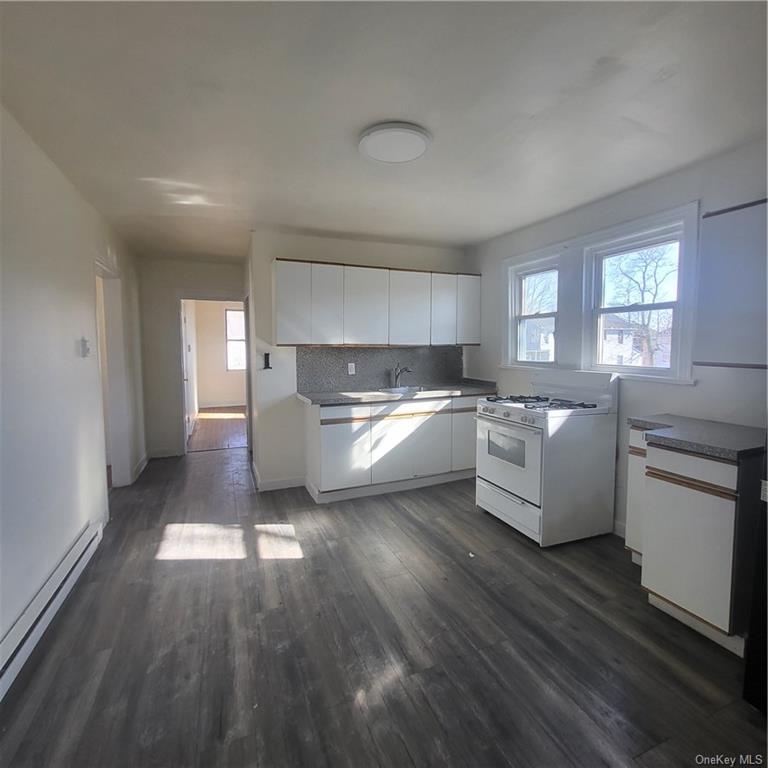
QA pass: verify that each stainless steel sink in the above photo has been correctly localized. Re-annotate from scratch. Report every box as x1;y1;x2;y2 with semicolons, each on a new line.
378;386;426;394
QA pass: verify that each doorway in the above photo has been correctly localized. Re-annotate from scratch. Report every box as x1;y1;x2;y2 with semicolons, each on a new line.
181;299;248;452
94;267;134;493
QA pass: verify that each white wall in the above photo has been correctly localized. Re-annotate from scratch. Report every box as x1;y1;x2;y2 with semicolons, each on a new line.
248;229;465;489
0;107;146;641
138;258;245;457
465;138;768;535
194;300;246;408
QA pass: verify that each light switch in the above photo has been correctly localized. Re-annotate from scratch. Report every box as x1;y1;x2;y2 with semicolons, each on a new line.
348;362;356;375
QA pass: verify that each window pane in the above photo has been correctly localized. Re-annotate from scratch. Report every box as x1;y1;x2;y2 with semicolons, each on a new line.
517;317;555;362
227;340;246;370
601;242;679;308
521;270;558;315
598;309;673;368
226;310;245;341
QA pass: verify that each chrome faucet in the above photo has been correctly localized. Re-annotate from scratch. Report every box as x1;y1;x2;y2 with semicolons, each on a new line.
393;363;413;387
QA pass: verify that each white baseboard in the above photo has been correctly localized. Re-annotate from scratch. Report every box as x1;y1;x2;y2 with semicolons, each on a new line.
307;469;476;504
131;454;148;482
0;521;102;701
613;519;626;538
250;459;304;491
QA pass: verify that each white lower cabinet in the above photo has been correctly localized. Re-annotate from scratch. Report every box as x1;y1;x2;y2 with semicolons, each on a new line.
640;446;739;633
451;396;478;471
641;467;736;632
318;406;372;491
370;400;452;484
624;429;647;554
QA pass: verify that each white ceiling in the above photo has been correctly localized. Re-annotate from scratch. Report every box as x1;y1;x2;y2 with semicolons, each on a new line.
2;2;765;260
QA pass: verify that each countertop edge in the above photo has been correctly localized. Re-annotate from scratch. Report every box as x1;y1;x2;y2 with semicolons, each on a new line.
296;384;497;407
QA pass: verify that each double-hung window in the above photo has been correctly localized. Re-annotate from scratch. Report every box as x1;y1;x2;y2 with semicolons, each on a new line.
585;203;697;380
514;266;559;363
226;309;246;371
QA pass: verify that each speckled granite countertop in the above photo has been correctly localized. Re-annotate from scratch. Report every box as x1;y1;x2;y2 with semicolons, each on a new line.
627;413;766;462
297;380;496;406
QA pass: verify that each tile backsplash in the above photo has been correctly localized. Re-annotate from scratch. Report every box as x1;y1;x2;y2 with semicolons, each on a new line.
297;346;464;392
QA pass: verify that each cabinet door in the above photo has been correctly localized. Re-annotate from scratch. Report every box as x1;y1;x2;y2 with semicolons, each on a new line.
431;273;457;345
625;450;646;554
311;263;344;344
451;399;478;471
457;274;481;344
320;420;371;491
274;260;311;344
371;401;452;484
343;266;389;344
389;270;431;345
641;472;736;632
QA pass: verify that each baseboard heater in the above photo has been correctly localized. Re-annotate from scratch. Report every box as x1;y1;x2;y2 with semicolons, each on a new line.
0;521;102;701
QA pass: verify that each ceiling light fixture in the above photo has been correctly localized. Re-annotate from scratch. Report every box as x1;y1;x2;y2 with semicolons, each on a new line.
358;121;431;164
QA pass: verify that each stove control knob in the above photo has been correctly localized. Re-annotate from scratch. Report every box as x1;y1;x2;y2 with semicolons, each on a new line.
503;411;510;418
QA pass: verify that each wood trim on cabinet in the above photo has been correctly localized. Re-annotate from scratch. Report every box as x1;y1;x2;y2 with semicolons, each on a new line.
274;257;480;277
320;416;372;426
642;587;731;635
628;446;647;458
647;443;738;466
370;409;452;422
645;466;738;501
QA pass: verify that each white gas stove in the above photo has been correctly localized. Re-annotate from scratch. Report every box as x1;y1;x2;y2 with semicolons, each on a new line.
475;371;618;547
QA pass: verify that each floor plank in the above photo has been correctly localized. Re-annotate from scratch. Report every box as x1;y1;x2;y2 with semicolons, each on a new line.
1;448;764;767
187;406;247;452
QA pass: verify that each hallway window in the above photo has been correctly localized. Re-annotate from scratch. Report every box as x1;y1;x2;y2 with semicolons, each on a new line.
226;309;246;370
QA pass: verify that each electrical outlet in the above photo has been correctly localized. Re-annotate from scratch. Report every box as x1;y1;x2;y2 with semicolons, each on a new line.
348;362;356;375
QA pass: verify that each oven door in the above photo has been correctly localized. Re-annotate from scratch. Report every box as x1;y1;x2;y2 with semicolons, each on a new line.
476;414;542;506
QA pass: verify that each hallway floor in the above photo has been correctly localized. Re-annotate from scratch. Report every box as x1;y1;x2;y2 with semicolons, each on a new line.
187;406;247;452
0;449;764;767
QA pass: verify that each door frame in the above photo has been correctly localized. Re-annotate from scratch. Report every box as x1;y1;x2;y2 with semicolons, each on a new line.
177;293;250;455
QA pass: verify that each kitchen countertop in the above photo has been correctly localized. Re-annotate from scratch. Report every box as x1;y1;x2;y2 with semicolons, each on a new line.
297;380;496;406
627;412;766;462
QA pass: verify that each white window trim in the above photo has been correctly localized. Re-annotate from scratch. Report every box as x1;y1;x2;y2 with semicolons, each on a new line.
500;202;699;383
581;202;699;382
503;251;560;367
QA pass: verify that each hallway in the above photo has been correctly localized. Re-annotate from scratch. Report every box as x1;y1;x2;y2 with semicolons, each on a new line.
0;449;764;768
187;406;248;452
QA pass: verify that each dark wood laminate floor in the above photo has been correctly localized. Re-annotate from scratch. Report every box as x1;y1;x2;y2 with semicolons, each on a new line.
187;406;247;452
1;448;764;768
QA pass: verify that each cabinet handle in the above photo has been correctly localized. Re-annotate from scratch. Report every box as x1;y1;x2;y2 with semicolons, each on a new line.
645;467;737;502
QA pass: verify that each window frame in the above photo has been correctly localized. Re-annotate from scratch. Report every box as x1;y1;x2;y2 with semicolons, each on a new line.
225;308;247;371
581;202;699;382
506;254;561;367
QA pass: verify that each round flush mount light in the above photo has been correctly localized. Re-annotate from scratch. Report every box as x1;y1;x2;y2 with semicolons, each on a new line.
358;121;431;163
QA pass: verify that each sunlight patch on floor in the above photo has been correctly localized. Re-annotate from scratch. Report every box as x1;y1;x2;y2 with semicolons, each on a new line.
196;411;245;420
255;523;304;560
155;523;246;560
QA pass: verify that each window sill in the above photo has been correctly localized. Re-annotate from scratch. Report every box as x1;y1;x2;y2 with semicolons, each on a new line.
499;363;697;386
611;372;697;386
498;363;557;371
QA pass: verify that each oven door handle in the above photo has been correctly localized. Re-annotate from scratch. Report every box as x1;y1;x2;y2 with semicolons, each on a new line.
474;414;542;434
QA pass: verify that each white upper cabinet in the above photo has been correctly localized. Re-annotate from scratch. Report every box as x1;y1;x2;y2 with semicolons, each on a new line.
311;263;344;345
430;273;457;345
389;270;431;345
343;266;389;344
457;274;481;344
274;260;311;344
